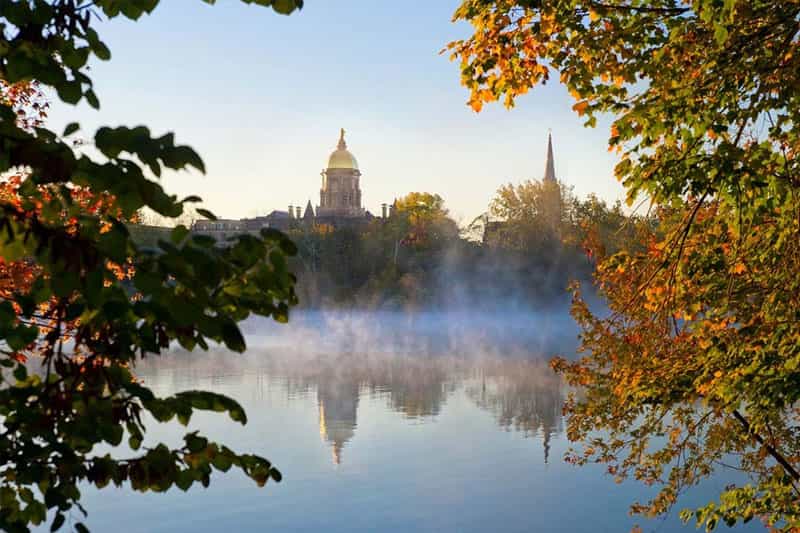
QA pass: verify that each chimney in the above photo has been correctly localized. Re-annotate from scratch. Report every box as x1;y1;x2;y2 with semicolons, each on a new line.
288;205;294;218
296;206;302;219
381;203;388;218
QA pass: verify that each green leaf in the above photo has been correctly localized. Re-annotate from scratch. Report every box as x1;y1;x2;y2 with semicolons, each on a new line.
185;432;208;453
129;434;142;451
212;453;233;472
63;122;80;136
85;89;100;109
714;25;729;45
171;225;190;244
50;512;65;532
58;81;83;104
92;39;112;61
220;321;246;353
196;208;217;221
272;0;301;15
12;364;27;382
176;391;247;424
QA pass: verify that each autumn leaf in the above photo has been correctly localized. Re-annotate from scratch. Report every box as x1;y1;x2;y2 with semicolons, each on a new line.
448;0;800;528
572;100;589;116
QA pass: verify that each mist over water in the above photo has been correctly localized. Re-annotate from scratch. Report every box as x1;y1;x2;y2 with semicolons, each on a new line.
239;308;581;360
55;310;756;533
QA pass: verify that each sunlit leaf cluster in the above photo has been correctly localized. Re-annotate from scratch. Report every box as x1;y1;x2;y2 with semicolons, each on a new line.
451;0;800;529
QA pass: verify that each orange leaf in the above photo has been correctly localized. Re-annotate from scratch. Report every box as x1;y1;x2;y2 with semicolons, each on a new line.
572;100;590;116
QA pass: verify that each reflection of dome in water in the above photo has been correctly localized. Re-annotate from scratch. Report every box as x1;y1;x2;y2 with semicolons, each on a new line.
317;379;359;465
327;128;359;170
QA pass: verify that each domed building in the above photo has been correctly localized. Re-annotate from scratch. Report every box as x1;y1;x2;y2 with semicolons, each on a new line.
317;128;366;219
191;128;379;241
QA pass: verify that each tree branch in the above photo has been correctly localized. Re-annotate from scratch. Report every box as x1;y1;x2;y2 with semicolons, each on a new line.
731;409;800;482
589;2;690;15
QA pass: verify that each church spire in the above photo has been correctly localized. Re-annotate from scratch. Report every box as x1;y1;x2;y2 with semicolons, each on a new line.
338;128;347;150
544;131;556;183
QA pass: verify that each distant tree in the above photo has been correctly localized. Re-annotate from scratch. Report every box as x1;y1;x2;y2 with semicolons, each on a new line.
393;192;459;248
449;0;800;529
395;192;448;217
488;179;574;251
134;205;199;228
567;194;651;260
0;1;301;531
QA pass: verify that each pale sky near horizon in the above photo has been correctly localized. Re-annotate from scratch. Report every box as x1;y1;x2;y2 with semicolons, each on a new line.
46;0;625;224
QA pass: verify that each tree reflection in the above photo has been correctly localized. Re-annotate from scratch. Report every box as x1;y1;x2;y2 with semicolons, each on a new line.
135;348;563;465
366;355;455;419
310;354;561;464
464;358;562;463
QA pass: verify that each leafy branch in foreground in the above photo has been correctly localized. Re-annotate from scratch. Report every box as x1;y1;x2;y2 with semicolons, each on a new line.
450;0;800;530
0;0;301;531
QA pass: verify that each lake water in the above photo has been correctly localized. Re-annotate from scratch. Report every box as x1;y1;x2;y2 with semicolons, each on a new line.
58;311;757;532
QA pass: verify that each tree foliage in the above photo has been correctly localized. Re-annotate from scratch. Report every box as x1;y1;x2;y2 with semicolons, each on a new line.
286;192;463;308
284;188;632;310
489;178;568;251
393;192;459;247
0;1;301;531
488;178;645;259
450;0;800;530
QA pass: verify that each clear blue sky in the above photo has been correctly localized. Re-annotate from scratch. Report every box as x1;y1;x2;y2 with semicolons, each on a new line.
46;0;624;223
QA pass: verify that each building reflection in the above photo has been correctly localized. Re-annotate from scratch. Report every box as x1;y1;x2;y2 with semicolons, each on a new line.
313;355;452;464
135;347;563;466
317;372;359;465
311;355;561;464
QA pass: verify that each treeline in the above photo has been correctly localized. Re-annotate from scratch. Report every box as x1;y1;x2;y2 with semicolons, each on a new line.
285;184;648;310
127;183;647;310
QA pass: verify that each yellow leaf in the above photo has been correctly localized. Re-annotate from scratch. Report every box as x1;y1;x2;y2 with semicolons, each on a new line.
669;427;681;444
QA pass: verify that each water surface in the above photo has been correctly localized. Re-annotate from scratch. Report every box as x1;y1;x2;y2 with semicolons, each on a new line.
62;311;755;532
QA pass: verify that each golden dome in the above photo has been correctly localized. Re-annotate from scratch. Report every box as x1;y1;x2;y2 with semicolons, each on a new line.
327;128;359;170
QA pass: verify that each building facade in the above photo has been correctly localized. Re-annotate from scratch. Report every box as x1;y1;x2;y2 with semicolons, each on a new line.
317;129;365;218
540;132;562;232
193;129;376;240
